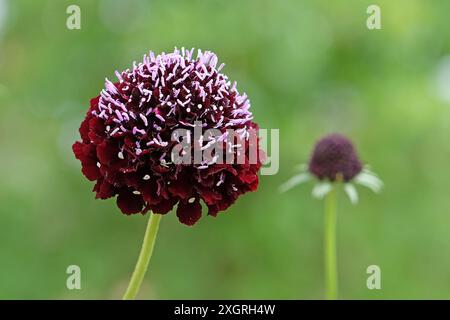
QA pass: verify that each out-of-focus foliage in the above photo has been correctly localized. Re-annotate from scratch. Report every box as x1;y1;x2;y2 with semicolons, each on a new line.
1;0;450;299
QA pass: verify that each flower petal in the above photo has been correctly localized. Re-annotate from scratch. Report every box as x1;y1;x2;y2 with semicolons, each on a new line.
141;180;160;205
198;187;222;205
354;171;383;193
73;142;101;180
207;204;219;217
279;172;311;193
79;117;91;143
344;183;359;204
94;178;117;199
97;140;117;165
150;198;177;214
117;190;144;215
72;141;87;162
176;198;202;226
168;172;193;200
88;117;106;145
312;182;333;199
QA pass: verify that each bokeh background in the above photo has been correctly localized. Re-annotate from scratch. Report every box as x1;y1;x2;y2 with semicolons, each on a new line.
1;0;450;299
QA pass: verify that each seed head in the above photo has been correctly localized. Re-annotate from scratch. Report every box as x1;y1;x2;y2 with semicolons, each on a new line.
308;134;362;182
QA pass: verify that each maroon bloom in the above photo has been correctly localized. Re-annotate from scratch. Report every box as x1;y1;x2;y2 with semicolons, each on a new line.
73;48;262;225
308;134;362;182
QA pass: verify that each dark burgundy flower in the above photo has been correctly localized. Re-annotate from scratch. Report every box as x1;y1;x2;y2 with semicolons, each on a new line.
308;134;362;182
73;48;262;225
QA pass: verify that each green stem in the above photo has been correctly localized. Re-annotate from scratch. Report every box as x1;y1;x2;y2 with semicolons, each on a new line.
122;212;162;300
324;186;338;300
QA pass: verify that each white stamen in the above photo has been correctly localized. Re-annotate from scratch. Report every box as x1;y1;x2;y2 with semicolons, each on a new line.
111;128;120;136
139;113;148;126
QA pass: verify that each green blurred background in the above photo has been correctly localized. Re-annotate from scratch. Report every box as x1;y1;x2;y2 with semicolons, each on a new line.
1;0;450;299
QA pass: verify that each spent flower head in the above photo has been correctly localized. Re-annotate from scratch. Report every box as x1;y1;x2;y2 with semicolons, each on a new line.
73;48;262;225
280;133;382;203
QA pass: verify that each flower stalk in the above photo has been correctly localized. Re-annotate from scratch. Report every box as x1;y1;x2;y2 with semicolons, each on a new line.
123;212;162;300
324;186;338;300
280;134;383;300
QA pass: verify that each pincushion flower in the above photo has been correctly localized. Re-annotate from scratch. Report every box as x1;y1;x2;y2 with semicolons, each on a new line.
280;134;382;299
73;48;262;299
280;134;382;203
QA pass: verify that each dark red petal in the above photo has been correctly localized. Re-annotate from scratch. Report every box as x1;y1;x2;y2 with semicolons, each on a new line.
101;163;125;186
247;175;259;191
93;178;102;193
73;142;101;181
176;199;202;226
201;164;227;177
141;180;159;205
124;136;135;148
89;96;100;110
152;164;172;174
81;162;101;181
150;198;177;214
97;140;117;165
168;175;193;200
88;117;106;144
74;141;98;163
75;142;96;162
156;179;170;199
198;187;222;205
117;190;144;215
94;179;117;199
239;171;257;184
79;117;91;143
72;142;85;161
207;204;219;217
217;198;235;211
124;172;140;189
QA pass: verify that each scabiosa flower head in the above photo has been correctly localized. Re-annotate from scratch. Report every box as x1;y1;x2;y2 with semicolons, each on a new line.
73;48;262;225
308;134;362;182
280;133;382;204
